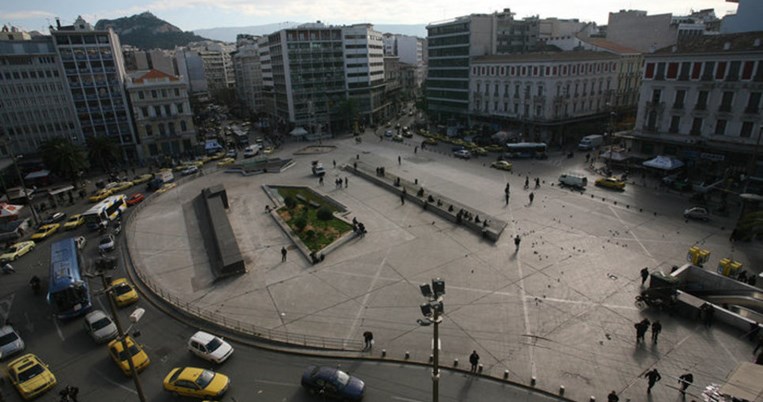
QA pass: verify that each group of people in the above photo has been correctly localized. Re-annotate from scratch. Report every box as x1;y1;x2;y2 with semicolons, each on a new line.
634;318;662;343
352;218;366;238
333;177;348;189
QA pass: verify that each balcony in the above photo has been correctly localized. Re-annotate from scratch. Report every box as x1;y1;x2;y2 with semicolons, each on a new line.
744;107;760;115
694;103;707;111
672;103;684;111
718;104;732;113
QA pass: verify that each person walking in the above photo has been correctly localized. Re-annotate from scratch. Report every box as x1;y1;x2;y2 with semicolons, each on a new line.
651;320;662;343
524;176;529;189
318;176;324;186
535;177;540;188
398;155;401;165
514;235;521;251
344;177;348;188
414;146;418;154
333;160;337;168
281;246;287;262
635;319;650;343
678;373;693;397
607;390;619;402
644;368;662;392
363;331;374;351
529;192;535;204
641;267;650;285
401;188;406;205
469;350;480;373
505;192;510;205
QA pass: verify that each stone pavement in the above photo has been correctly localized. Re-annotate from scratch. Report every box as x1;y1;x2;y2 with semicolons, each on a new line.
126;137;762;402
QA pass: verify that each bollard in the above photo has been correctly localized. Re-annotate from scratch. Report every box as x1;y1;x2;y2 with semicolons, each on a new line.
559;385;565;395
531;376;536;386
503;370;509;379
381;349;386;358
429;354;433;363
613;201;617;205
478;364;483;373
405;351;410;359
453;358;459;367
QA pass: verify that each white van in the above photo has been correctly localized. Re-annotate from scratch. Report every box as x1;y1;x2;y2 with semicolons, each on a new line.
559;173;588;189
243;144;261;158
578;135;604;151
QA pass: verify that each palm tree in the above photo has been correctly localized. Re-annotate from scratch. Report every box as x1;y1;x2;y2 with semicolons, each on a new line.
86;136;120;173
38;138;89;186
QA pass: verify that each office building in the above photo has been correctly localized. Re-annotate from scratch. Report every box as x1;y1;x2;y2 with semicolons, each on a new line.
232;34;265;115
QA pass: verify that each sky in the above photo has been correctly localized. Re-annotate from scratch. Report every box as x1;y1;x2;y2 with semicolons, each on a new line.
3;0;738;33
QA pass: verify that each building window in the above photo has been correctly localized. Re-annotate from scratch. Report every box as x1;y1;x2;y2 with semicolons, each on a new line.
746;92;761;113
714;119;727;136
690;118;702;136
669;116;680;133
674;90;685;109
651;89;661;103
740;121;754;138
695;91;708;110
719;91;733;112
151;90;157;98
141;107;149;118
144;124;153;136
138;91;144;100
176;103;184;113
169;122;176;135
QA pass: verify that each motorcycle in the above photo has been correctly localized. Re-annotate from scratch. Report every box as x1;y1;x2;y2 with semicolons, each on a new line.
113;223;122;236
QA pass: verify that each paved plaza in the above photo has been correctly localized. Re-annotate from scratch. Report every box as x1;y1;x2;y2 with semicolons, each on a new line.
128;136;761;402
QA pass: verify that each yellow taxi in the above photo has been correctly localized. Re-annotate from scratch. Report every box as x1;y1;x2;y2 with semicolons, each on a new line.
595;177;626;191
111;181;134;192
110;278;139;307
209;152;225;161
131;174;154;185
217;157;236;167
163;367;230;400
0;241;35;263
423;138;438;146
108;336;150;376
473;147;488;156
156;183;177;194
7;353;57;400
262;146;274;155
30;224;60;241
490;160;513;171
63;214;85;230
89;188;113;203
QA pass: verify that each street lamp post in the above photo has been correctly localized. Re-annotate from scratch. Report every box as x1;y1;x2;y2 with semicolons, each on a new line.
89;258;147;402
418;278;445;402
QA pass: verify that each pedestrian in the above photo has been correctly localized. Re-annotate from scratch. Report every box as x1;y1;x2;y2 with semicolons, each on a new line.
644;368;662;392
345;177;348;188
524;176;529;189
641;267;650;285
635;318;650;343
505;182;510;194
29;275;41;295
68;386;79;402
535;177;540;188
265;205;271;213
514;235;521;251
398;155;401;165
59;387;70;402
505;192;510;205
333;160;336;168
401;188;406;205
678;373;693;397
318;176;324;186
607;390;619;402
469;350;480;373
414;146;418;154
529;192;535;204
281;246;287;262
703;303;715;327
363;331;374;350
353;161;357;171
651;320;662;343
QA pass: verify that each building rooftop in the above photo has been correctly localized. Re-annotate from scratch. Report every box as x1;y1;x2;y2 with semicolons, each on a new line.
473;50;619;64
578;36;642;55
128;69;180;83
653;31;763;54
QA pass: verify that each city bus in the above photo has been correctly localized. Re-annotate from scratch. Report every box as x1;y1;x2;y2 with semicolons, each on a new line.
47;237;91;319
503;142;548;159
83;194;127;230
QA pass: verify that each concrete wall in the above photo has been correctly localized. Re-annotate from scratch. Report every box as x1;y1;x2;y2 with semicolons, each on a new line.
721;0;763;34
607;10;677;53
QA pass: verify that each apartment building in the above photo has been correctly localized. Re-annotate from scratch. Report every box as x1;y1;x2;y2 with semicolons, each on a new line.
630;32;763;179
125;69;197;159
50;16;138;160
470;51;623;145
382;33;426;98
232;34;264;114
0;26;80;157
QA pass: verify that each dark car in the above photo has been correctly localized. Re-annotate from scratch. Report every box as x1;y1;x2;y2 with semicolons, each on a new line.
683;206;710;221
301;366;365;401
42;212;67;225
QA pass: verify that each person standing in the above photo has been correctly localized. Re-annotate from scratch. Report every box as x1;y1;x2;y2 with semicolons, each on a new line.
318;176;324;186
535;177;540;188
678;373;693;397
345;177;348;188
524;176;529;189
401;188;406;205
644;368;662;392
529;192;535;204
363;331;374;351
333;160;336;168
514;235;521;251
398;155;401;165
607;390;619;402
641;267;650;285
651;320;662;343
636;319;650;343
505;192;510;205
281;246;287;262
469;350;480;373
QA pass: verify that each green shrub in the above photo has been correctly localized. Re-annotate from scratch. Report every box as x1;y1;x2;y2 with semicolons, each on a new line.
294;216;308;232
316;207;333;221
305;229;316;239
284;196;297;209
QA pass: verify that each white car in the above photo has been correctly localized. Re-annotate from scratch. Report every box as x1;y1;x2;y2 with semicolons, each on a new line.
0;325;25;360
98;234;116;253
683;206;710;221
188;331;234;364
83;310;118;343
182;166;199;176
453;149;472;159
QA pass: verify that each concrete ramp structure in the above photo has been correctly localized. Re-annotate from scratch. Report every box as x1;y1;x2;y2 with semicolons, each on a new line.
199;185;246;278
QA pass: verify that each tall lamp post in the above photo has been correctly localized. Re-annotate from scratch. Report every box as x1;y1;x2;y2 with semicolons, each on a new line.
418;278;445;402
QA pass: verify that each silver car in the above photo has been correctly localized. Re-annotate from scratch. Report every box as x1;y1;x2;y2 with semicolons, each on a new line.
84;310;118;343
0;325;25;360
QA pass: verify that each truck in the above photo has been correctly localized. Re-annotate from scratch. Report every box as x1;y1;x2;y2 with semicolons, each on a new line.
146;169;174;191
311;161;326;177
558;173;588;189
578;134;604;151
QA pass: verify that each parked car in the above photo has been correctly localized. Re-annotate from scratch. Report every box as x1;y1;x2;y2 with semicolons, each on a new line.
392;134;404;142
301;366;365;401
453;149;472;159
595;177;626;191
187;331;234;364
98;234;116;253
111;181;134;192
182;166;199;176
31;224;60;241
0;241;35;263
63;214;85;230
127;193;145;206
130;174;154;185
42;212;67;225
7;354;57;400
490;161;513;171
83;310;118;343
89;188;114;203
108;336;150;376
110;278;139;307
683;206;710;221
0;325;25;359
163;367;230;400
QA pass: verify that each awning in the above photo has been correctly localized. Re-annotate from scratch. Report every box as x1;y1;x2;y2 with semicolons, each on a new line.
0;202;23;217
24;170;50;180
47;185;74;196
643;156;684;170
290;127;308;136
600;150;629;161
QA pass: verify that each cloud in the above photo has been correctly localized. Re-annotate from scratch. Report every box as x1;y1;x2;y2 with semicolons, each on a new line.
1;10;57;20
